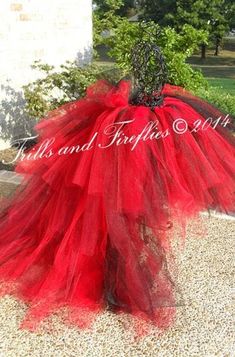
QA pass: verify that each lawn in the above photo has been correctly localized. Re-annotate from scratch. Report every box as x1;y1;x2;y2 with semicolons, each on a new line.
207;78;235;95
188;37;235;95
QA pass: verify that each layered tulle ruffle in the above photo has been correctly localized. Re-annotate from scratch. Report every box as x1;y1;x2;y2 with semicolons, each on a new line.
0;79;234;337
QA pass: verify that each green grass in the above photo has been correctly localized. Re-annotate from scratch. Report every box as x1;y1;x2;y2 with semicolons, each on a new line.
188;37;235;96
187;36;235;82
188;49;235;79
188;51;235;67
207;78;235;95
195;66;235;79
224;36;235;52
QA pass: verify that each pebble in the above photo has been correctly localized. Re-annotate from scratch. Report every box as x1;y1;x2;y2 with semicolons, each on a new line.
0;216;234;357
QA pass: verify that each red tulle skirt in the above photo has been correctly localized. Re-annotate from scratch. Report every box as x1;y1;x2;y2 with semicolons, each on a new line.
0;79;234;337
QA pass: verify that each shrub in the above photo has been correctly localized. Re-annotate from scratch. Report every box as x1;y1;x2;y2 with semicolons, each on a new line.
106;21;209;91
194;86;235;118
23;59;235;125
23;60;119;120
23;19;234;125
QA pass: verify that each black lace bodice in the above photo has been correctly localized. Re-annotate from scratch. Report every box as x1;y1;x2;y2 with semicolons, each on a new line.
129;41;167;108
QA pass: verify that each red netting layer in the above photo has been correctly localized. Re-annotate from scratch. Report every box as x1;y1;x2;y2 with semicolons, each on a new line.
0;79;234;338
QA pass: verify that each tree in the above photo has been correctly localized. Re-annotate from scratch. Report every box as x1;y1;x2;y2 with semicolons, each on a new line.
94;0;137;17
93;0;124;48
224;0;235;30
140;0;177;27
106;20;208;90
140;0;209;58
141;0;234;58
176;0;231;58
211;11;229;56
117;0;138;16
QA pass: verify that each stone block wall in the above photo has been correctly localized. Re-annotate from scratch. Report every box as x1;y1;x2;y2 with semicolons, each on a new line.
0;0;93;149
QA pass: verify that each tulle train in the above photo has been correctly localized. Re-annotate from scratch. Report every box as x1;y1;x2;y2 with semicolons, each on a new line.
0;79;234;337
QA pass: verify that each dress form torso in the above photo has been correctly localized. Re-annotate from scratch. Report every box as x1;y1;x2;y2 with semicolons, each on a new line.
128;41;167;108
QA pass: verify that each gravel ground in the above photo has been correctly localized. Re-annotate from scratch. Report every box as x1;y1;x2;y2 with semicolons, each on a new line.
0;148;17;171
0;214;234;357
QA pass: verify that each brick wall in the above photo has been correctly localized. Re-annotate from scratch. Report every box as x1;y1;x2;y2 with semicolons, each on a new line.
0;0;93;88
0;0;93;148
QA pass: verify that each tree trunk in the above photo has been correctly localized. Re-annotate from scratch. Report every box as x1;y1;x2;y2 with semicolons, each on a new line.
214;37;220;56
201;44;206;59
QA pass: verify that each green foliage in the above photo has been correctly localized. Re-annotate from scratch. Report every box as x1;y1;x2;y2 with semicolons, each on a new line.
224;0;235;30
141;0;235;56
177;0;235;55
94;0;124;13
106;20;208;90
23;59;235;126
140;0;177;27
116;0;138;16
23;60;111;119
94;0;137;16
24;4;235;123
93;0;124;48
195;86;235;117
